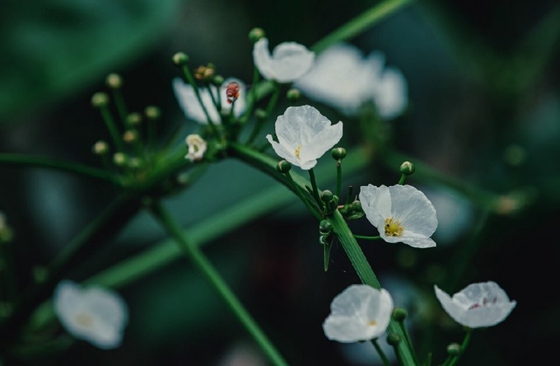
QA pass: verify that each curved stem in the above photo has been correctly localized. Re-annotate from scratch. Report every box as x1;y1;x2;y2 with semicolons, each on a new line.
150;202;288;366
353;234;381;240
0;153;120;185
372;338;392;366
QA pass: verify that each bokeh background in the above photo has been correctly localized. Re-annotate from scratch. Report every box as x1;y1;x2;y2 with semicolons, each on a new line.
1;0;560;364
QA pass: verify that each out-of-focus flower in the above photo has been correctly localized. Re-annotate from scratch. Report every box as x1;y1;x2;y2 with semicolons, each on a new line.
359;184;437;248
434;281;516;328
185;134;207;162
323;284;393;343
253;38;314;83
266;105;342;170
54;280;128;349
294;43;407;119
173;77;246;124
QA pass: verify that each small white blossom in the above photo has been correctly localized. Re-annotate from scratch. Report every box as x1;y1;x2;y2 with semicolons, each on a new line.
253;38;314;83
185;134;207;162
266;105;342;170
359;184;437;248
294;43;407;119
323;284;393;343
54;280;128;349
434;282;516;328
173;77;246;124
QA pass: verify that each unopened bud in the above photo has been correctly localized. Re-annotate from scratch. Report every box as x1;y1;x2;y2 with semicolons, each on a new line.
194;63;216;81
249;27;266;43
320;190;334;203
213;75;225;86
113;152;128;167
126;112;142;126
172;52;189;66
331;147;347;160
286;88;301;101
400;161;415;175
277;160;292;173
92;140;109;155
447;343;461;356
91;92;109;108
387;333;401;346
350;200;361;212
319;220;332;234
123;130;138;144
392;307;408;321
145;106;161;120
106;73;123;89
128;157;142;169
255;108;267;120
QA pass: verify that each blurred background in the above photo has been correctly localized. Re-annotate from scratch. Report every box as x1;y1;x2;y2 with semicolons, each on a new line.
1;0;560;364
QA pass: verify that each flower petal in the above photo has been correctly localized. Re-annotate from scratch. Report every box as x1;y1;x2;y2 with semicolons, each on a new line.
359;185;391;229
253;38;314;83
388;185;437;237
300;121;343;163
172;78;220;124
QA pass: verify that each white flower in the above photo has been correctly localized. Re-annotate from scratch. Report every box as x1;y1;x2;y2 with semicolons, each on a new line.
173;77;246;124
185;134;207;161
323;284;393;343
54;280;128;349
434;282;516;328
359;184;437;248
294;43;407;119
253;38;314;83
266;105;343;170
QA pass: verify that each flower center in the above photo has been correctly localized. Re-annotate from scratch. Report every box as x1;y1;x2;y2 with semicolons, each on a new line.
74;312;95;327
367;320;378;327
384;217;403;236
295;145;302;159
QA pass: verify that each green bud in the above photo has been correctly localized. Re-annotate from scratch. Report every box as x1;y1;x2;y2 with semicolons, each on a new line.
123;130;138;144
392;307;408;321
320;190;334;203
128;157;142;169
249;27;266;43
255;108;267;120
387;333;401;346
331;147;347;160
277;160;292;173
106;73;123;89
172;52;189;66
399;161;415;175
350;200;361;212
113;152;128;167
447;343;461;356
319;220;332;234
286;88;301;101
92;140;109;155
91;92;109;108
126;112;142;126
145;106;161;120
212;75;225;86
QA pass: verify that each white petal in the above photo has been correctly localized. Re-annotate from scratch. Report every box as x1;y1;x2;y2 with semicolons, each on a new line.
253;38;314;83
266;135;307;168
359;185;391;230
172;78;220;124
389;185;438;238
301;121;343;163
253;38;275;81
371;67;408;119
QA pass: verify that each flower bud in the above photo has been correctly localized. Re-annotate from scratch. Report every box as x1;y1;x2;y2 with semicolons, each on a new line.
387;333;401;346
172;52;189;66
277;160;292;173
92;140;109;155
128;157;142;169
126;112;142;126
194;63;216;81
255;108;267;120
319;220;332;234
320;190;334;203
446;343;461;356
331;147;347;160
286;88;301;102
106;73;123;89
350;200;361;212
212;75;225;86
392;307;408;321
145;106;161;120
113;152;128;167
123;130;138;144
91;92;109;108
249;27;266;43
399;161;415;175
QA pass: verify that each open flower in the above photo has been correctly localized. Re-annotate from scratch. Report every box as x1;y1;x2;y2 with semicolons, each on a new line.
359;184;437;248
323;284;393;343
266;105;343;170
185;134;207;161
173;77;246;124
54;280;128;349
294;43;407;119
434;282;517;328
253;38;314;83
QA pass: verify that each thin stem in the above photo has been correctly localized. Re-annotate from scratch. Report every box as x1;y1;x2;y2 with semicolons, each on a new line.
372;338;392;366
399;319;419;365
308;169;323;210
345;185;354;204
353;234;381;240
284;171;322;220
0;153;121;185
150;202;288;366
112;89;129;125
336;160;342;197
447;330;473;366
398;173;407;185
206;82;223;125
99;106;126;152
247;82;281;144
241;67;261;124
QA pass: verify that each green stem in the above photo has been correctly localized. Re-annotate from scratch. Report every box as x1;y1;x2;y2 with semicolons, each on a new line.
0;153;120;185
247;82;281;144
112;89;129;125
336;161;342;198
284;171;322;220
99;106;126;152
311;0;417;53
308;169;323;209
149;202;288;366
240;67;261;124
353;234;381;240
399;318;419;365
398;173;407;185
447;330;473;366
372;338;392;366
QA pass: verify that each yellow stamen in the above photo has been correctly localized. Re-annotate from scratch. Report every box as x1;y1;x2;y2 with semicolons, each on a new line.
367;320;378;326
74;313;94;327
384;217;404;237
295;145;302;159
